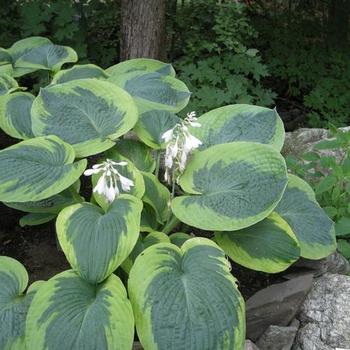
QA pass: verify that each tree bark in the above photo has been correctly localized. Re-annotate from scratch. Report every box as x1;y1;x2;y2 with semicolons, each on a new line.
120;0;166;61
327;0;350;47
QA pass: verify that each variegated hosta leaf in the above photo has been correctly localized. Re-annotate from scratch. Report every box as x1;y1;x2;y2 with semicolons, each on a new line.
57;194;143;283
169;232;192;247
31;79;139;157
122;231;170;274
0;135;86;202
19;212;57;227
275;174;336;259
0;92;34;139
106;58;176;77
51;64;109;84
0;74;18;95
141;203;159;232
0;256;42;350
108;63;190;113
172;142;288;231
215;212;300;273
106;139;156;172
4;185;83;214
128;238;246;350
134;110;182;149
6;36;52;77
0;64;14;76
0;48;12;66
142;171;171;224
26;270;134;350
15;43;77;74
92;156;145;211
191;104;285;151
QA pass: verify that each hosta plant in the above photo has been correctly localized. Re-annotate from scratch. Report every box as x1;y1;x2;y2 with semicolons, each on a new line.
0;37;336;350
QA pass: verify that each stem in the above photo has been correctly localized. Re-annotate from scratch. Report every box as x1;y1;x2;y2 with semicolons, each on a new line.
68;186;83;203
155;150;161;178
162;214;180;234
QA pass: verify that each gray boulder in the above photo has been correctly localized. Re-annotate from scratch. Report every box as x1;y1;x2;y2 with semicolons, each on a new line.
284;251;350;279
293;273;350;350
257;322;299;350
245;339;260;350
283;127;350;160
246;275;313;341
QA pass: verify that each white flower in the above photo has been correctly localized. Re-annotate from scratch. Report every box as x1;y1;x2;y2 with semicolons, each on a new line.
183;132;202;153
161;111;202;184
119;174;134;192
84;159;134;203
161;128;174;143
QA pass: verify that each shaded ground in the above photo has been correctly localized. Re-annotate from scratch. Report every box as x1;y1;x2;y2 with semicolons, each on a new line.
0;203;69;284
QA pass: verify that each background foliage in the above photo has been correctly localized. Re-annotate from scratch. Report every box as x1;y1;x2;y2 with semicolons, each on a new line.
1;0;350;125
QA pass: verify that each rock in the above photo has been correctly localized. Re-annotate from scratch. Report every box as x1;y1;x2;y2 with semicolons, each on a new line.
284;251;350;279
246;275;313;341
293;273;350;350
245;339;260;349
283;127;350;160
257;324;299;350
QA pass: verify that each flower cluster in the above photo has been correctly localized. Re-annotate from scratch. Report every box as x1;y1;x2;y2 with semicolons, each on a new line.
84;159;134;203
162;111;202;184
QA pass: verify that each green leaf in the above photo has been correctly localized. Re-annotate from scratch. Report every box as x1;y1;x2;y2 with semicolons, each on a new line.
7;36;52;77
122;231;170;273
142;171;171;224
106;58;175;77
0;74;18;95
337;239;350;259
0;48;12;66
0;135;86;202
140;203;159;232
26;270;134;350
128;238;245;350
57;194;142;283
4;185;83;214
106;139;156;172
315;175;337;195
172;142;288;231
51;64;109;84
319;156;337;168
302;152;320;162
314;139;342;150
215;212;300;273
31;79;139;157
275;174;336;259
335;217;350;237
323;206;337;219
15;43;77;73
134;110;181;149
0;92;34;139
108;61;190;113
169;232;192;247
0;256;40;350
19;212;56;227
0;64;14;76
191;104;285;151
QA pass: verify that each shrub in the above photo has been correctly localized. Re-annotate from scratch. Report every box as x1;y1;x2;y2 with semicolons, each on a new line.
171;0;276;115
0;37;335;349
286;126;350;260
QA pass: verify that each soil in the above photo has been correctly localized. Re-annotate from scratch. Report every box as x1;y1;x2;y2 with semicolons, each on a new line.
0;203;69;284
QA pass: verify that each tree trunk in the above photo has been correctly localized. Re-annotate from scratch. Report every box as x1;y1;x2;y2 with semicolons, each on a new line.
327;0;350;47
120;0;166;61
